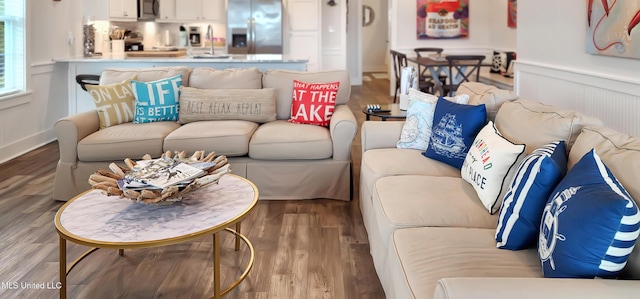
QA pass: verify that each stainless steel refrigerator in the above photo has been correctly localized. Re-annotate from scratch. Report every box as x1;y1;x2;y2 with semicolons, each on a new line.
227;0;283;54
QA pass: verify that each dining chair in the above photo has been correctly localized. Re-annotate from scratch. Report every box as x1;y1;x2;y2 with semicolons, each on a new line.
390;49;408;103
414;47;446;93
442;55;486;96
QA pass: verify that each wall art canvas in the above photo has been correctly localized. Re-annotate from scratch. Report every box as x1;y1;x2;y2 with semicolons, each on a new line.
586;0;640;59
508;0;517;28
416;0;469;39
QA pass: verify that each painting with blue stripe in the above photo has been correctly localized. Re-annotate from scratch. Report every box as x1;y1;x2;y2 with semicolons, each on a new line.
538;149;640;278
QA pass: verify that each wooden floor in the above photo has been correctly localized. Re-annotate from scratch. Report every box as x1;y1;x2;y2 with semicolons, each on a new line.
0;73;395;299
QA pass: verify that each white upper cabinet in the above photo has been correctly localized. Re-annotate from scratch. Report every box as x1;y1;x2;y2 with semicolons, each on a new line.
175;0;225;22
157;0;176;21
109;0;137;21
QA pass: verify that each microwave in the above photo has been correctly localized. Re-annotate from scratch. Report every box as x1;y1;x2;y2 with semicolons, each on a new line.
138;0;159;20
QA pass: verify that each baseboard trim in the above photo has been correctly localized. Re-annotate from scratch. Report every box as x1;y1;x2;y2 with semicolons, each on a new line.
0;129;57;165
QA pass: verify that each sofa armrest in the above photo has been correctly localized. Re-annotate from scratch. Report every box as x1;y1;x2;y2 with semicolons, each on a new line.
360;120;405;153
53;110;100;163
330;104;357;161
434;277;640;299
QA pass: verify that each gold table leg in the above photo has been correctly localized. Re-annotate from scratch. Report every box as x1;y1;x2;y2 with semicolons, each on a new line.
235;222;241;251
213;233;221;299
59;236;67;299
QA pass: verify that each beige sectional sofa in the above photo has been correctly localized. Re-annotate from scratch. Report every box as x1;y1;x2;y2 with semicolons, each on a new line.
53;67;356;201
360;82;640;298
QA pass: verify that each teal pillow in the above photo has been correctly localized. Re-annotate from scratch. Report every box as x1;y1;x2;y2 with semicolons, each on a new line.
131;74;183;123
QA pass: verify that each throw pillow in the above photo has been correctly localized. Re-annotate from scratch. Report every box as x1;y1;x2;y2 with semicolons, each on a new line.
495;141;567;250
85;77;137;129
461;121;525;214
288;80;340;127
538;149;640;278
397;89;470;151
131;74;183;124
178;87;277;124
423;97;487;169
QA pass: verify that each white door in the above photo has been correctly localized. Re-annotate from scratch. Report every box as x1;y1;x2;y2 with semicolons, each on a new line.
362;0;388;73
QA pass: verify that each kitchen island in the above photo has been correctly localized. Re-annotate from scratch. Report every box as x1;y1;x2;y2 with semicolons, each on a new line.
56;54;309;115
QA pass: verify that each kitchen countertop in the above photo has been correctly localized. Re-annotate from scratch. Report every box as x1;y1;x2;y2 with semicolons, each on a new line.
56;53;309;63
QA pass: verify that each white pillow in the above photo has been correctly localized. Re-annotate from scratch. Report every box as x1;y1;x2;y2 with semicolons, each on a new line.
397;88;470;150
461;121;525;214
407;88;469;107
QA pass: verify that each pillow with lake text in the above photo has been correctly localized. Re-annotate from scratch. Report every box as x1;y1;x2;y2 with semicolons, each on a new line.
131;74;182;124
288;80;340;127
86;77;137;129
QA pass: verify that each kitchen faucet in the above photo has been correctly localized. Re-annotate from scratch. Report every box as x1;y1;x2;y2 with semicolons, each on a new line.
206;24;214;55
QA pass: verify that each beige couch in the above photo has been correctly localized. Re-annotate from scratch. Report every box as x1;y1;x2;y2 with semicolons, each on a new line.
360;82;640;298
53;67;356;201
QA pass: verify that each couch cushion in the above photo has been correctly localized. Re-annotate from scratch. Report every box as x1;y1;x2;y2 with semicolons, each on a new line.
496;141;567;250
495;99;603;154
461;121;525;214
249;120;332;160
387;227;541;299
100;66;192;87
163;120;258;156
567;126;640;279
539;149;640;279
262;69;351;120
178;87;277;124
78;121;180;161
423;97;487;169
455;82;518;121
188;67;263;89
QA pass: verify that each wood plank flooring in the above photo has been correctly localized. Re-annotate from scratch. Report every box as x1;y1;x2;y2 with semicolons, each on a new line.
0;73;394;299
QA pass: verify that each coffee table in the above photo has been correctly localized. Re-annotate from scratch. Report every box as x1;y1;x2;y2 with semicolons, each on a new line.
362;103;407;121
55;174;258;299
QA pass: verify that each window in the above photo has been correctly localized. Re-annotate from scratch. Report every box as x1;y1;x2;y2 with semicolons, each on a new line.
0;0;25;97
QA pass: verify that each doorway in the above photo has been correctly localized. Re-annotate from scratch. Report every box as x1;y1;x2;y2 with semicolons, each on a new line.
361;0;389;75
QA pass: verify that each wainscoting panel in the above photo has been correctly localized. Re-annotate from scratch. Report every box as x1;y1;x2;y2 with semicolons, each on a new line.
516;61;640;138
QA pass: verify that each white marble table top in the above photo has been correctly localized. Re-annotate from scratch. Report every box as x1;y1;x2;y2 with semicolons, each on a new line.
55;175;258;247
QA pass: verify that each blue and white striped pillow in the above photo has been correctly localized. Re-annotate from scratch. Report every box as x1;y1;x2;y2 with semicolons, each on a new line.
131;74;183;124
538;149;640;278
496;141;567;250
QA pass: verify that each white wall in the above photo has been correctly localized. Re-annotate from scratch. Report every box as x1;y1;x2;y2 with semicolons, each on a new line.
516;0;640;137
0;0;79;164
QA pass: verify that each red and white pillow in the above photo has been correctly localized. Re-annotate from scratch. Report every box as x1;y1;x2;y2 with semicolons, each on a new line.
288;80;340;127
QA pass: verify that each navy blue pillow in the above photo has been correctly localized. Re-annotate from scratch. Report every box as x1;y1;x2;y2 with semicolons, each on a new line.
496;141;567;250
423;97;486;169
538;149;640;278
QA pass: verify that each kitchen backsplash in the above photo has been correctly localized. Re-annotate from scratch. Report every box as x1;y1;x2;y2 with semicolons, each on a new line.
93;20;226;53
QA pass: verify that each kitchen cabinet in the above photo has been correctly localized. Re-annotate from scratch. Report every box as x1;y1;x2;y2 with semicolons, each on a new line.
175;0;225;22
109;0;137;21
285;0;321;71
157;0;176;22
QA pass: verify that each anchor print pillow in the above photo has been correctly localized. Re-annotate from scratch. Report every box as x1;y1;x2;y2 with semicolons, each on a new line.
288;80;340;127
423;97;487;169
538;149;640;278
461;121;525;214
131;74;183;124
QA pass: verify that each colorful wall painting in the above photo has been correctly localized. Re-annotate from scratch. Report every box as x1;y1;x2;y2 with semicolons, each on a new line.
416;0;469;39
508;0;517;28
586;0;640;59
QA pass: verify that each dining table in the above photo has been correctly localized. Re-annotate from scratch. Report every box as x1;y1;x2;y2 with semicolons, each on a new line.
406;55;492;96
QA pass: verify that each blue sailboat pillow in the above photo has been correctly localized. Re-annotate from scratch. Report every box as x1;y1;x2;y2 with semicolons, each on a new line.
423;97;486;169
